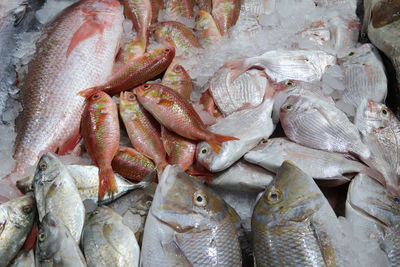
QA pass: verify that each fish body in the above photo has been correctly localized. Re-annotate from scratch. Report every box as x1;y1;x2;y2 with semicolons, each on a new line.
12;0;123;177
196;97;274;172
81;91;120;199
119;91;167;171
252;161;344;266
135;83;238;153
212;0;241;35
162;64;193;101
141;165;242;266
0;195;36;266
195;10;222;46
199;90;221;118
82;206;140;267
9;249;35;267
36;212;86;267
166;0;195;18
150;0;163;23
33;153;85;243
123;0;152;42
196;0;212;12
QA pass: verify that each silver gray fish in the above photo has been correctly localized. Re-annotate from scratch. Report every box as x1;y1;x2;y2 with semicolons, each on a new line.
0;195;36;266
141;165;242;266
346;173;400;266
33;152;85;243
82;206;140;267
36;212;86;267
252;161;345;266
9;249;35;267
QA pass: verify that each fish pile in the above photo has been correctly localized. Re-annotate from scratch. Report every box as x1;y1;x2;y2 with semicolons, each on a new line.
1;0;400;265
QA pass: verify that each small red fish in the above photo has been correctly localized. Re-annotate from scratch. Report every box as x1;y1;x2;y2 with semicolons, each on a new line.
162;63;193;100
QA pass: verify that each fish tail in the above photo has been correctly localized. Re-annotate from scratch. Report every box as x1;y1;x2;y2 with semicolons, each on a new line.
208;133;239;153
98;166;118;200
78;86;100;98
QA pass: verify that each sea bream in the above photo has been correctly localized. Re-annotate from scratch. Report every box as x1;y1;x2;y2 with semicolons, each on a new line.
10;0;124;179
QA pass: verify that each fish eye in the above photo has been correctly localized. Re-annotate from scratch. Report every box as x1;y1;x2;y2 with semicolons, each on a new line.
267;189;281;203
39;162;47;171
260;139;269;144
381;107;389;117
394;197;400;203
129;94;135;100
92;94;99;99
38;232;46;242
22;205;32;214
92;210;100;215
283;104;293;111
200;147;208;154
164;48;170;53
193;191;207;207
195;15;201;20
348;51;355;56
175;66;182;72
143;84;150;89
285;80;295;87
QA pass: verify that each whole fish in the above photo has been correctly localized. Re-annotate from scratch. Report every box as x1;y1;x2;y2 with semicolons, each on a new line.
153;22;202;54
212;0;241;35
135;83;238;153
339;44;387;108
166;0;195;18
112;146;155;182
79;46;175;97
346;173;400;266
9;249;35;267
225;50;336;84
119;91;168;172
81;91;120;200
36;212;86;267
196;97;274;172
252;161;344;266
209;66;268;116
0;195;36;266
33;152;85;243
141;165;242;266
82;206;140;267
11;0;123;178
161;63;193;100
123;0;152;44
245;138;379;186
209;159;274;191
195;10;222;46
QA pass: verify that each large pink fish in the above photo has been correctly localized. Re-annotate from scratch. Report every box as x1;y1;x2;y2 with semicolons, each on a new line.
9;0;124;180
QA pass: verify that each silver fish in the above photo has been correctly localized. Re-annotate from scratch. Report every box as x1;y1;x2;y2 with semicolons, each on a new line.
346;173;400;266
33;152;85;243
9;249;35;267
245;137;378;186
0;195;36;266
196;97;274;172
82;206;140;267
252;161;345;266
36;212;86;267
141;165;242;266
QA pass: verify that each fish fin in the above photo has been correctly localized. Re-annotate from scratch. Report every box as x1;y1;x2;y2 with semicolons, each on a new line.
67;19;104;58
98;166;118;200
23;221;37;251
57;132;82;155
386;184;400;199
158;98;174;106
160;240;192;266
78;86;100;98
207;134;239;153
225;59;249;84
360;166;386;187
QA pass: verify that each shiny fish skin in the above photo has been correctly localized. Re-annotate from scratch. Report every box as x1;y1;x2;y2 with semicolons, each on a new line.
252;161;344;267
12;0;123;177
82;206;140;267
123;0;152;43
162;63;193;101
33;153;85;243
166;0;195;18
0;195;36;266
212;0;242;35
9;249;35;267
36;212;86;267
209;66;267;116
195;10;222;46
245;138;375;184
141;165;242;266
196;97;274;172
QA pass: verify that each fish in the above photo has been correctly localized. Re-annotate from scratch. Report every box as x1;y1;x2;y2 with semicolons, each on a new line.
209;159;274;191
33;152;85;243
119;91;168;172
112;146;156;182
81;91;120;200
212;0;241;35
141;165;242;266
196;97;274;172
36;212;86;267
78;46;175;97
194;10;222;46
196;0;212;12
199;90;222;118
346;173;400;266
161;63;193;101
245;138;379;186
225;50;336;84
209;66;268;116
10;0;123;179
150;0;163;23
9;249;35;267
82;206;140;267
117;39;146;64
339;44;387;108
166;0;195;18
123;0;152;44
252;161;344;266
152;22;202;54
135;83;239;153
0;195;36;266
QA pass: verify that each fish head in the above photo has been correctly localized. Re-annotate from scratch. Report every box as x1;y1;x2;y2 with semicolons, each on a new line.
16;175;34;194
151;45;175;60
196;142;222;171
164;64;186;83
246;138;285;171
0;195;36;229
87;206;118;225
253;161;322;226
37;213;63;261
88;91;112;108
119;91;141;115
33;152;64;184
279;95;308;125
355;99;395;132
151;165;231;232
195;10;213;29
